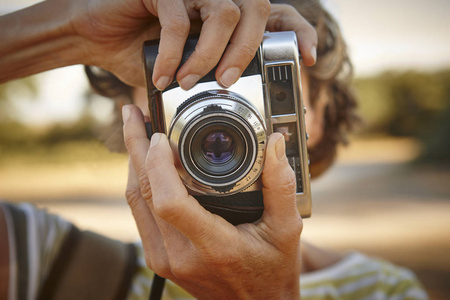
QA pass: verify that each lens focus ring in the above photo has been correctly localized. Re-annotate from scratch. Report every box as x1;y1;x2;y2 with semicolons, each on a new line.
168;90;266;196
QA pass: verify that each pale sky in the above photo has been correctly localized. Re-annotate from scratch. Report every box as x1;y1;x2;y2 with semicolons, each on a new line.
2;0;450;124
333;0;450;76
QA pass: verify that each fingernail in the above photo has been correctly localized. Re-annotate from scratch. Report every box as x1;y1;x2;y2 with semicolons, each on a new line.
220;67;241;87
311;46;317;64
179;74;201;90
155;76;171;91
150;133;161;148
122;105;131;123
275;134;286;161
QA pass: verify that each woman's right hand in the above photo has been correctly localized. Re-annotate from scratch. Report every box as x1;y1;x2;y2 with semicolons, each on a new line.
1;1;317;92
71;0;272;89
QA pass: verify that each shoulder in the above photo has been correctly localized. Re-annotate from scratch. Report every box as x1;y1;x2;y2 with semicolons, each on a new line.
301;252;428;300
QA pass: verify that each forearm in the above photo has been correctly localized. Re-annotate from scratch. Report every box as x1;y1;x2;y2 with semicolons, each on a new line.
0;0;85;83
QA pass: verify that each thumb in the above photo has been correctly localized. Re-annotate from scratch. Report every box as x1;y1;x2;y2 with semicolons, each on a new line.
261;133;300;227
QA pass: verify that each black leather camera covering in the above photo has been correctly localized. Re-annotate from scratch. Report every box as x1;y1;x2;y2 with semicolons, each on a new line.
143;36;264;225
143;35;261;92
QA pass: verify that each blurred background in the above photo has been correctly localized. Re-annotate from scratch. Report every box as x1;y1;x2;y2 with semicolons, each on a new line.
1;0;450;298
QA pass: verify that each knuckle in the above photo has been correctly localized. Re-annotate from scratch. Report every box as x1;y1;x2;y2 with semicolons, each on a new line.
123;136;147;159
170;259;194;280
125;186;141;209
279;3;297;15
153;195;184;220
163;15;190;38
211;2;240;29
237;42;258;61
254;0;271;18
138;172;153;199
123;134;136;152
155;54;182;70
193;46;220;67
218;1;241;24
148;256;172;279
271;4;297;31
292;216;303;237
284;218;303;247
275;216;303;247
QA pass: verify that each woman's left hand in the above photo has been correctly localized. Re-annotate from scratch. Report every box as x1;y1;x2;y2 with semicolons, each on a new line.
123;104;303;299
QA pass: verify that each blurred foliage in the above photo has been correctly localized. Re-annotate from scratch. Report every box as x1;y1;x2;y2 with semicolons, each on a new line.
1;69;449;164
354;70;450;136
354;70;450;163
0;116;98;152
0;74;116;159
40;115;98;145
0;115;125;168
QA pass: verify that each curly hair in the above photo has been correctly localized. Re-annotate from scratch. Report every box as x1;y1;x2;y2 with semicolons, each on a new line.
85;0;359;178
271;0;359;177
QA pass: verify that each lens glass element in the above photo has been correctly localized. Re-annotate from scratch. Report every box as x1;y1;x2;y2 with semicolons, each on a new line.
188;120;249;179
201;131;235;164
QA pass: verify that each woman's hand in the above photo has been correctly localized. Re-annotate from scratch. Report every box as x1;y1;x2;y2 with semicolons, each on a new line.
70;0;273;89
73;1;318;88
267;4;318;67
123;104;302;299
1;1;317;91
0;0;271;88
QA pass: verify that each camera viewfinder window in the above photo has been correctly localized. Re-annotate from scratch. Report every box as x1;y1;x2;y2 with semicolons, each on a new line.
267;65;295;115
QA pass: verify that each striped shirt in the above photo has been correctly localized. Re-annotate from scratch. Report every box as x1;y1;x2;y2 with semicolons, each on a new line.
300;252;428;300
1;203;428;300
129;244;428;300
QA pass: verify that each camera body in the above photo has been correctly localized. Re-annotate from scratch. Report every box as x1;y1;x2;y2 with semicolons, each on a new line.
143;31;311;224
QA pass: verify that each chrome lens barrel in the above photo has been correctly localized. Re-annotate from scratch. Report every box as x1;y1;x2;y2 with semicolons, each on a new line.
169;90;266;195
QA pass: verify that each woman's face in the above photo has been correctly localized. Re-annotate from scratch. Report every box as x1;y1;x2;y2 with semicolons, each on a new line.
132;71;325;149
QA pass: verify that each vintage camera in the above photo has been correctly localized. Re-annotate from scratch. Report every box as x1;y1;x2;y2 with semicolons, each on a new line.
143;31;311;224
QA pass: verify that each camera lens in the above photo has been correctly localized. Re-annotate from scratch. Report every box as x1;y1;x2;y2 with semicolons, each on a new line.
201;130;235;164
170;90;266;195
189;121;248;179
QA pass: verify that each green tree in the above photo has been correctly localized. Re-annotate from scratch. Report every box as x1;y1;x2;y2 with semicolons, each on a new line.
354;70;450;162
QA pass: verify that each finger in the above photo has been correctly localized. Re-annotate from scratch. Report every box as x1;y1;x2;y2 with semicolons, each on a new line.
122;104;194;277
122;104;151;181
261;133;302;237
176;0;241;90
146;133;232;246
266;4;318;66
126;160;173;274
152;0;190;90
122;105;175;275
122;105;180;254
215;0;271;87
